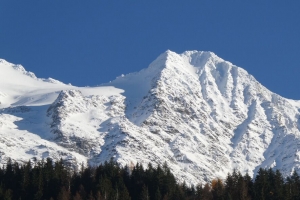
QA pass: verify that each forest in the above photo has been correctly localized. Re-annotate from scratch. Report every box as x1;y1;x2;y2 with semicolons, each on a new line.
0;158;300;200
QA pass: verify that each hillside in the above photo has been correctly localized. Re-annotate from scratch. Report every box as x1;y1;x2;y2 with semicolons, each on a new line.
1;51;300;184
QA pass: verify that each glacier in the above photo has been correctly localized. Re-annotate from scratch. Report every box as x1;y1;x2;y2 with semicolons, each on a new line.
1;51;300;185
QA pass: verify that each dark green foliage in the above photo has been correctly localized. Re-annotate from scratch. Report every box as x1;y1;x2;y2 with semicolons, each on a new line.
0;159;299;200
154;187;161;200
0;158;183;200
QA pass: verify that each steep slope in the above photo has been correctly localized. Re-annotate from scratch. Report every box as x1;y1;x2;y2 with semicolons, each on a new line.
105;50;300;183
1;52;300;185
0;59;123;169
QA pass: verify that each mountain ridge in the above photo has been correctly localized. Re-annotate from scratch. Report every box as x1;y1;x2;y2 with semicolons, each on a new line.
1;51;300;184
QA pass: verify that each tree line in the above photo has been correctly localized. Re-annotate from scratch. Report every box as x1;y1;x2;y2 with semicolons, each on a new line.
0;158;300;200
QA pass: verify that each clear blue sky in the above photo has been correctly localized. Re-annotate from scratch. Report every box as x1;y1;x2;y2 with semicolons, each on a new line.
1;1;300;99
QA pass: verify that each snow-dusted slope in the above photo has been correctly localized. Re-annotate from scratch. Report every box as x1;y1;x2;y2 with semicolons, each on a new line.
1;52;300;184
0;59;123;170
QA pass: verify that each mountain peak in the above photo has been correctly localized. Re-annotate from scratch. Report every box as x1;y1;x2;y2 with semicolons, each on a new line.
1;51;300;185
0;58;38;80
0;58;8;64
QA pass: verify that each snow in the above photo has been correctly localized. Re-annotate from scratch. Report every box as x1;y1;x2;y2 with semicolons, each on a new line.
0;59;123;108
1;51;300;185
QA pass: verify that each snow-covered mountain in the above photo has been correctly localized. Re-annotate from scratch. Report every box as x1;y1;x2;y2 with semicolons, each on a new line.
1;51;300;184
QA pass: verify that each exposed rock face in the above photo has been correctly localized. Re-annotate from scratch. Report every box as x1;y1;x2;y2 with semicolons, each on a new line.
1;51;300;184
47;90;126;157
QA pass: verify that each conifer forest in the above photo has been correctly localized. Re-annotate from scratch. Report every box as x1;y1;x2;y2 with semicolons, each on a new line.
0;158;300;200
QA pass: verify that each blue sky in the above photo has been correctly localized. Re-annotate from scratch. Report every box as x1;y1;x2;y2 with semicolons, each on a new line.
1;1;300;99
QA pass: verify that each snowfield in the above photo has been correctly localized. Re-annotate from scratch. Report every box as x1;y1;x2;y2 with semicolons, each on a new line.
1;51;300;185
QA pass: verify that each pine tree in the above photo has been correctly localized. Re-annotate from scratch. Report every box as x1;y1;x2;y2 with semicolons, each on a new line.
81;167;93;195
57;186;70;200
34;163;45;200
289;170;300;199
4;189;12;200
237;172;250;200
12;161;22;199
5;157;300;200
4;158;13;191
88;191;96;200
22;161;33;199
243;172;254;199
154;187;162;200
95;191;102;200
225;172;235;199
162;162;176;197
211;178;224;200
44;157;54;199
117;180;131;200
201;183;212;200
272;170;284;200
140;184;150;200
97;175;112;200
171;185;185;200
73;192;83;200
254;168;270;200
195;184;203;200
130;163;145;199
78;184;87;200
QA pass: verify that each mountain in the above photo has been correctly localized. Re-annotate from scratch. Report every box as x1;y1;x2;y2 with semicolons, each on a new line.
1;51;300;184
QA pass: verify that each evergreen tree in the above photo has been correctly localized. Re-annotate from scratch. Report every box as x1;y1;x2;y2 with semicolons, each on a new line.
271;169;284;200
117;180;131;200
254;168;272;200
162;162;176;196
285;176;293;200
78;184;87;200
4;189;12;200
289;170;300;199
140;184;150;200
12;161;22;199
237;172;250;200
4;158;13;191
22;161;33;199
201;183;212;200
225;172;235;199
73;192;83;200
243;173;254;198
44;157;55;199
88;191;96;200
34;163;45;200
97;175;112;200
171;185;185;200
57;186;71;200
4;157;300;200
81;167;94;195
154;187;162;200
195;184;203;200
211;178;224;200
